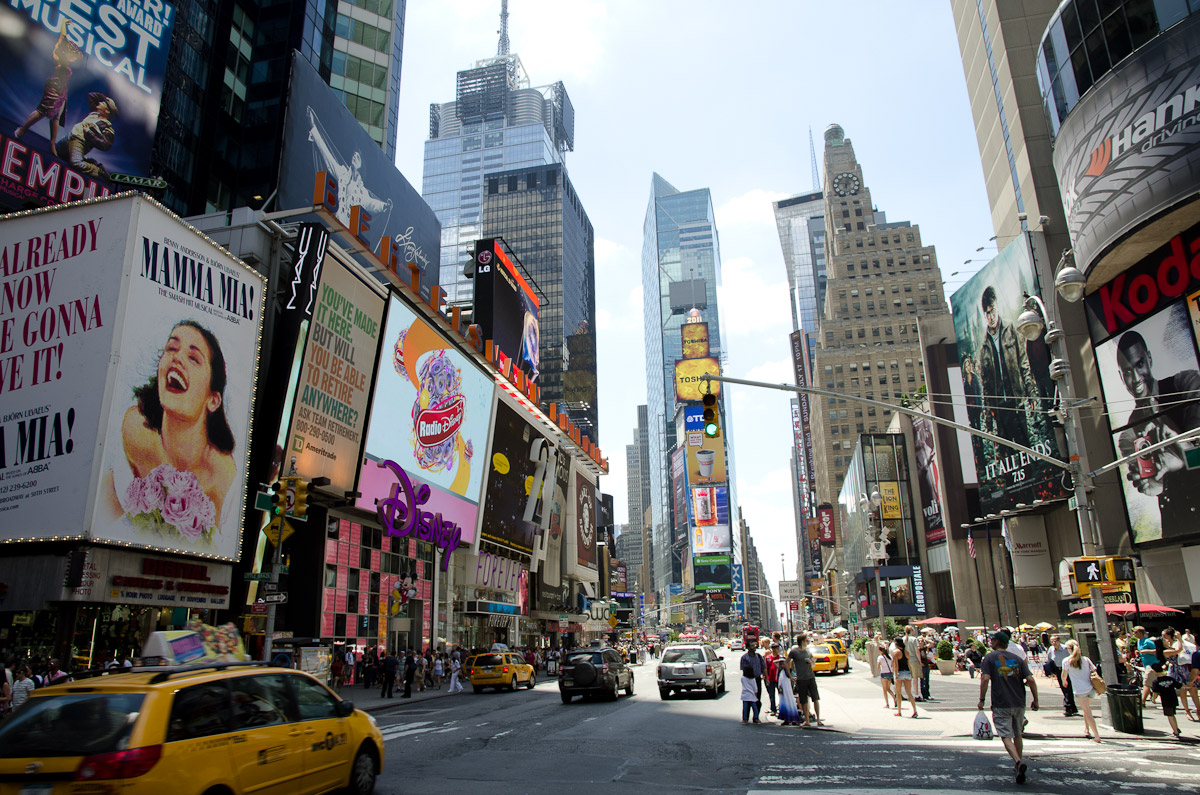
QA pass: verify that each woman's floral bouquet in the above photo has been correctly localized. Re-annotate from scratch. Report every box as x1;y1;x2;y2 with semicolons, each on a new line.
124;463;217;543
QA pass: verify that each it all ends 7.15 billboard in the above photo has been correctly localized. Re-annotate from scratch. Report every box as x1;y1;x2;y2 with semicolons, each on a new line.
0;2;175;210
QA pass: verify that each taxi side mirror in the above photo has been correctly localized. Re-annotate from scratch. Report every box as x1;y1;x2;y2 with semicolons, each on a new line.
336;700;355;718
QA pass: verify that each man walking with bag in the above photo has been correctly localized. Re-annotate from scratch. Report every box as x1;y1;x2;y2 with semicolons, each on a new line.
979;631;1039;784
1046;635;1077;716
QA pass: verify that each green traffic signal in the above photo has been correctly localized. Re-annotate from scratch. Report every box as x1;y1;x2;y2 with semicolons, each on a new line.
701;392;720;438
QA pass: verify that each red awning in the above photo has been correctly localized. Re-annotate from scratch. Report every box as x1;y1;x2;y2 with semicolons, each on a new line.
910;616;965;625
1067;603;1183;617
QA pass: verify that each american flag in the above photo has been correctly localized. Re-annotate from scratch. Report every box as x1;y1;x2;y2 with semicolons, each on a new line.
968;533;977;559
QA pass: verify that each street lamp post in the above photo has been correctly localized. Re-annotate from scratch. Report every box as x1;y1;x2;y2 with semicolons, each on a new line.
859;489;886;638
1014;252;1118;682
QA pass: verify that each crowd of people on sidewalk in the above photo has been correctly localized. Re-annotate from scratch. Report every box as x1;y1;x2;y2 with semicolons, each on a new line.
739;631;830;727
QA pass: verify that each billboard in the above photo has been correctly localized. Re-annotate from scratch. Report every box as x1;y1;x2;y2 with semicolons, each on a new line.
684;427;726;485
693;553;731;592
3;195;268;561
790;330;816;505
360;295;494;509
575;464;597;569
1049;16;1200;273
0;2;175;211
674;356;721;403
472;239;539;383
669;583;685;623
1089;271;1200;547
681;322;709;359
285;256;385;494
817;504;835;546
950;237;1068;514
912;415;945;544
278;54;439;301
688;485;731;554
476;398;562;556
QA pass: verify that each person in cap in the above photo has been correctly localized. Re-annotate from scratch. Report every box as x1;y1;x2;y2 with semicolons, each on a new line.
979;631;1039;784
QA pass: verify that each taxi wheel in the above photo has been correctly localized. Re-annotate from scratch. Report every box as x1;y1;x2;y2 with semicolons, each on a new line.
527;673;537;689
507;676;517;692
346;747;376;795
472;685;482;694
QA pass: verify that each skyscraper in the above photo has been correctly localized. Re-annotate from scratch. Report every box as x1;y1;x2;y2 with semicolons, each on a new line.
481;162;597;433
152;0;408;216
626;405;651;530
641;174;737;600
774;191;827;339
422;7;574;307
810;124;949;515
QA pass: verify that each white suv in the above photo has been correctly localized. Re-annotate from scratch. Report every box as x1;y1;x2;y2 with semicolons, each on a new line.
657;644;726;699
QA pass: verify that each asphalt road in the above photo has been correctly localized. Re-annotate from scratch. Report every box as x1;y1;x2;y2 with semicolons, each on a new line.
371;664;1200;794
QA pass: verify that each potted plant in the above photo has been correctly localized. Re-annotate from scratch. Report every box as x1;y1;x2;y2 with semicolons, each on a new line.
936;639;957;675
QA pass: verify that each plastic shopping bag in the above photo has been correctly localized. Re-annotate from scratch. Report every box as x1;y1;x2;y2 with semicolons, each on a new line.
972;709;993;741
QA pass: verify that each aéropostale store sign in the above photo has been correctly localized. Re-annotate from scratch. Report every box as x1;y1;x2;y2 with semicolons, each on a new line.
63;547;232;608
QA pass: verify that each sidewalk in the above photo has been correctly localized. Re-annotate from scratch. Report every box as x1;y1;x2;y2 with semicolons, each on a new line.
335;677;477;713
808;661;1192;743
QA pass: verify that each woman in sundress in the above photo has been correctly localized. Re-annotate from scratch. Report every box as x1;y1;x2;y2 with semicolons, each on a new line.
776;642;802;726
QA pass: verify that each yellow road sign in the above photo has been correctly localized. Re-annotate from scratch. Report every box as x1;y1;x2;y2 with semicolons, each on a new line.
264;516;294;546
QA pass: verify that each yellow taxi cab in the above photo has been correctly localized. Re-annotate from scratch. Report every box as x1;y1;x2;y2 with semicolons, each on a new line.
811;643;850;675
0;661;383;795
824;637;849;656
464;652;536;693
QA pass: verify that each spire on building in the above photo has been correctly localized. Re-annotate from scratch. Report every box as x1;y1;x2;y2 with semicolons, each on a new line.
497;0;510;57
809;128;820;192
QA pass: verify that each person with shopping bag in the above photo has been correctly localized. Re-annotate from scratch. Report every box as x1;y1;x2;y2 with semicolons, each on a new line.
1059;639;1102;742
978;631;1039;784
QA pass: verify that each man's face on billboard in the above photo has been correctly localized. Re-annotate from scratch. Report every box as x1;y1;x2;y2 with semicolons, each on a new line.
983;301;999;333
1117;342;1155;399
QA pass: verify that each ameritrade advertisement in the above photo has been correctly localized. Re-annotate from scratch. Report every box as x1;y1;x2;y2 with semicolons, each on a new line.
0;198;129;539
361;295;495;505
89;196;264;561
284;256;384;494
0;2;175;210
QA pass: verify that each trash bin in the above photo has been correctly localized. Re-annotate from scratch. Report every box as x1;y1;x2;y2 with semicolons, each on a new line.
1106;683;1144;735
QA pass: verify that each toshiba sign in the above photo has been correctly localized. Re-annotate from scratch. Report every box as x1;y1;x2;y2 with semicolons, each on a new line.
1051;15;1200;275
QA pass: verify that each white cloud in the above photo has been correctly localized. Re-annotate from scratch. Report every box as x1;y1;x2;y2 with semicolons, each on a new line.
596;307;612;331
716;188;792;230
717;257;792;337
745;358;794;384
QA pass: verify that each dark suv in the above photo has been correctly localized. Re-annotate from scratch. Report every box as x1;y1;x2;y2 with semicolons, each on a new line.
558;646;634;703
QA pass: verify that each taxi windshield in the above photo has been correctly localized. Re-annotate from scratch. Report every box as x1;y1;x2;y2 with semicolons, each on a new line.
0;693;145;757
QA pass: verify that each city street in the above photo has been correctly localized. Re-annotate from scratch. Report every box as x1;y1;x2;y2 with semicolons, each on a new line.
365;661;1200;794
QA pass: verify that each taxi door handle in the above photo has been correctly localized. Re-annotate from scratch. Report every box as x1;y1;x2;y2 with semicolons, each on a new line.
303;728;316;735
289;729;303;737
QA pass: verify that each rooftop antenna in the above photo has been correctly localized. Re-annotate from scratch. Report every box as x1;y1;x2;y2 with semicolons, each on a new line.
497;0;510;56
809;128;820;192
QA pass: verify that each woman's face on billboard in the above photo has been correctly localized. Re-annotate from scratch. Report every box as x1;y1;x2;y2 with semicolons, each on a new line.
158;324;221;423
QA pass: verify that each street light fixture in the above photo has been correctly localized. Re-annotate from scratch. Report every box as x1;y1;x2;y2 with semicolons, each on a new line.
859;489;886;637
1009;274;1119;682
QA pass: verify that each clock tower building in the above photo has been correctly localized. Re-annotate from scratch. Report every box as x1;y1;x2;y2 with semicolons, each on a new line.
809;123;949;544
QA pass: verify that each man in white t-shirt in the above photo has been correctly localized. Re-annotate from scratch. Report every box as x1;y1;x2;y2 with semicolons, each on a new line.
1004;631;1027;661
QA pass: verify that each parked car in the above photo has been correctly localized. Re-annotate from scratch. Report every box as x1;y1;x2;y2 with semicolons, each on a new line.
811;643;850;674
0;661;383;794
657;643;726;699
464;652;536;693
558;646;634;703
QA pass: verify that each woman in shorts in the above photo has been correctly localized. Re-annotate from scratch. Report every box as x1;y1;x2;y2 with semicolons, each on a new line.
1060;640;1101;742
877;640;894;708
891;637;918;718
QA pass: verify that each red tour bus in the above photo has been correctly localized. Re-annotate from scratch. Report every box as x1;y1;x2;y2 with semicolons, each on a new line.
742;625;760;648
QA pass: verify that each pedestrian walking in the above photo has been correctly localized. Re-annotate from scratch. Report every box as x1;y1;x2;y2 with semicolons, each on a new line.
10;666;34;711
919;639;935;701
1046;636;1077;716
877;640;895;708
738;645;766;724
789;633;822;726
1059;640;1101;742
978;631;1039;784
433;653;444;690
380;651;399;699
331;655;345;693
776;649;802;726
402;650;416;698
891;638;918;718
764;643;781;716
448;655;464;694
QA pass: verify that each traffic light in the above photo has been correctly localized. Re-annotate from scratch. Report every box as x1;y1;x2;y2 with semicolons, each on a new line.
270;479;287;515
701;393;720;438
292;479;309;519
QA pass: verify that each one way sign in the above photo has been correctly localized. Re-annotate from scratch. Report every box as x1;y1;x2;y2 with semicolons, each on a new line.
262;592;288;604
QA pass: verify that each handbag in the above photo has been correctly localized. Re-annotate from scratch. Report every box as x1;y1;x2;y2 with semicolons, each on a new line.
972;709;993;741
1090;671;1107;695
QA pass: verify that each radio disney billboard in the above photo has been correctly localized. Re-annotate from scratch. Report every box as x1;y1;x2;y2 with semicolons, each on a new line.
277;53;440;301
1086;220;1200;548
0;1;175;211
356;294;495;546
1049;14;1200;272
950;238;1069;514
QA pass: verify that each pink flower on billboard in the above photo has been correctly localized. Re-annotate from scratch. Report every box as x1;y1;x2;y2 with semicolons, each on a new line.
123;464;217;543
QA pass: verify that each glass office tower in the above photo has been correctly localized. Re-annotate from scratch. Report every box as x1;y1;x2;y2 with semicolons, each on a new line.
423;54;574;307
481;162;598;434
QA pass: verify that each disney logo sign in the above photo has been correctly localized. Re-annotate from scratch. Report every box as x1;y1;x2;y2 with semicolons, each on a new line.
376;460;462;571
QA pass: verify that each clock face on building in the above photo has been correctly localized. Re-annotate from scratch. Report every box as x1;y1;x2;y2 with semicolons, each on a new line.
832;172;861;196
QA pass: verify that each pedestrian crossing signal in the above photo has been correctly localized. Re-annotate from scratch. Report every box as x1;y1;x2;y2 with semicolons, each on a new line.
702;393;720;438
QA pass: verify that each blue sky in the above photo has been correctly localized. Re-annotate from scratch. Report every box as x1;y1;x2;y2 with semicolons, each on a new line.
393;1;999;601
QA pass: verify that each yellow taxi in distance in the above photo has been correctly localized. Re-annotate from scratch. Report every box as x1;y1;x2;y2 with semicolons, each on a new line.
465;652;536;693
0;661;383;795
823;637;849;656
811;643;850;675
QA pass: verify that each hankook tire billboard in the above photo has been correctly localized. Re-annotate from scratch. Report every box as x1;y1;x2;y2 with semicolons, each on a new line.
1051;14;1200;274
